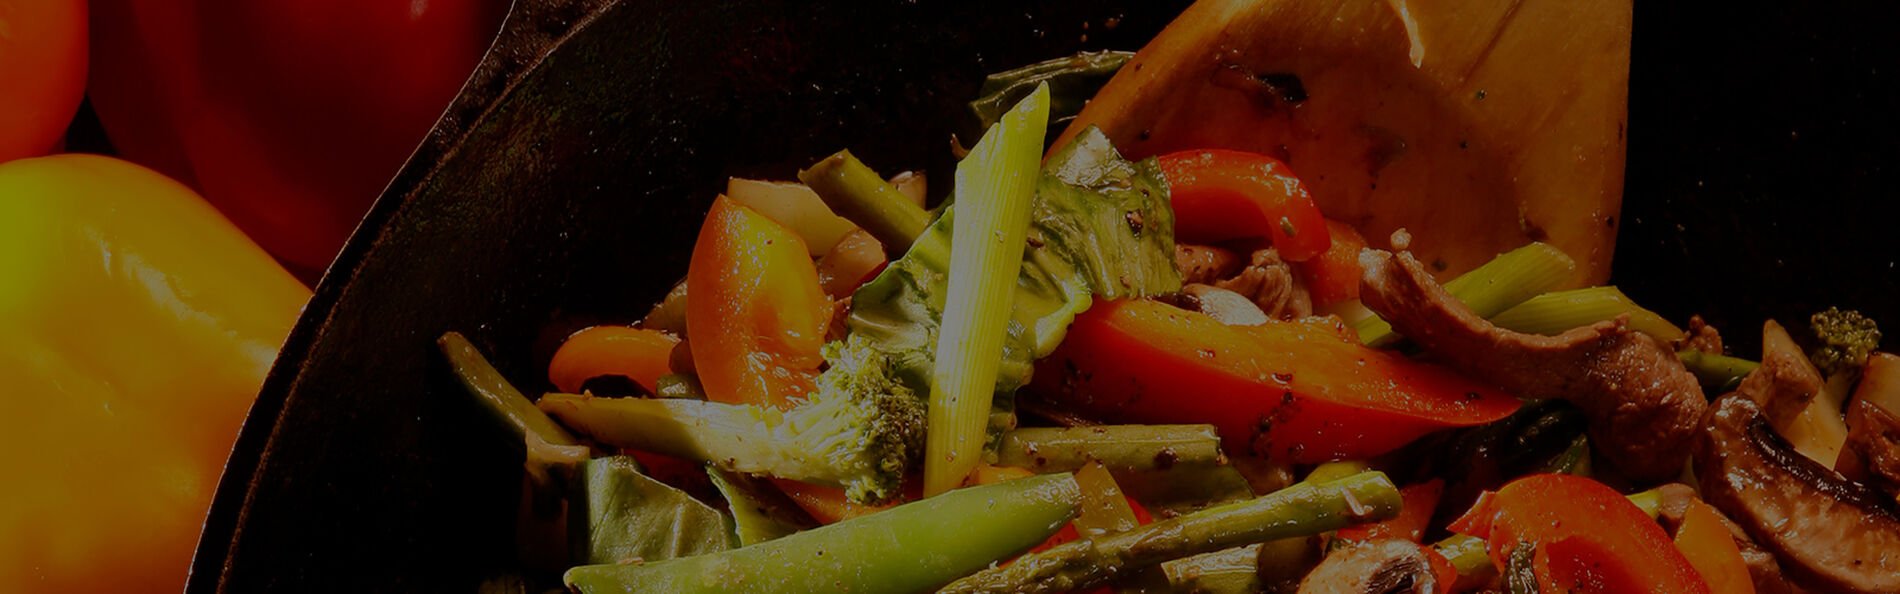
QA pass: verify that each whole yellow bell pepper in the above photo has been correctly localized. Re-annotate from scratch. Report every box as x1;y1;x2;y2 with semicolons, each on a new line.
0;155;310;592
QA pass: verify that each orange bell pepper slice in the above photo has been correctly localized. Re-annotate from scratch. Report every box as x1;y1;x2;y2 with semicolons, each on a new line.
547;325;679;394
1451;474;1711;594
1033;300;1518;463
1156;149;1332;261
686;196;832;409
1674;500;1756;594
1292;220;1369;308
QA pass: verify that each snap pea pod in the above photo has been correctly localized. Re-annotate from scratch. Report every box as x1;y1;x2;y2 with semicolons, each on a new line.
564;473;1081;594
939;471;1401;594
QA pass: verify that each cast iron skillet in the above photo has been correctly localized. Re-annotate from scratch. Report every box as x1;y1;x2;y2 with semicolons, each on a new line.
187;0;1900;591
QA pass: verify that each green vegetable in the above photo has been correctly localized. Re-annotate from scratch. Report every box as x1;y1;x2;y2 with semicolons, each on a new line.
439;332;582;450
537;336;924;504
997;424;1224;473
1490;286;1685;340
1113;464;1256;517
641;279;690;336
1433;534;1495;591
925;83;1051;495
1810;307;1882;375
1355;242;1577;346
797;150;933;254
564;473;1082;594
1678;350;1760;394
938;471;1402;594
849;124;1181;453
1162;545;1267;594
706;468;816;546
970;51;1136;138
568;456;734;565
1541;434;1593;476
1304;460;1370;485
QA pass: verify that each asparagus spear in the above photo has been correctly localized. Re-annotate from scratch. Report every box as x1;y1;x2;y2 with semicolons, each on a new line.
1677;349;1760;393
798;150;933;254
439;332;582;450
997;424;1224;472
564;473;1081;594
938;471;1402;594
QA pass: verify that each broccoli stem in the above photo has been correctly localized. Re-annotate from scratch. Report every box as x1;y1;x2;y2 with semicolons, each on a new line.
563;473;1082;594
1677;350;1761;393
798;150;932;255
1354;242;1576;346
438;332;581;449
997;424;1224;472
539;393;834;487
938;471;1402;594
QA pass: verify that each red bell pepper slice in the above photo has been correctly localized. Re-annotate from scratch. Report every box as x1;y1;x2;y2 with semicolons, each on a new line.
1032;300;1518;463
1157;149;1332;261
1450;474;1711;594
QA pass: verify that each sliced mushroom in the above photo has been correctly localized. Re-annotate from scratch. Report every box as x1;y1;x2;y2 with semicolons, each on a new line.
1213;248;1313;320
1296;539;1439;594
1695;394;1900;593
1357;249;1706;482
1180;284;1271;326
1738;320;1825;431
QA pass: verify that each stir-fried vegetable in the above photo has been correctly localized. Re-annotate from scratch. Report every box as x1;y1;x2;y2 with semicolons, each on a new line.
924;83;1051;494
547;326;678;395
1679;350;1761;393
439;332;584;455
797;151;933;256
939;471;1402;594
1489;285;1686;341
1156;148;1332;260
1450;474;1710;594
1035;299;1520;463
847;125;1183;452
706;469;817;546
686;196;832;409
564;473;1082;594
568;456;734;565
538;337;923;504
996;424;1224;472
969;51;1135;137
1810;307;1881;376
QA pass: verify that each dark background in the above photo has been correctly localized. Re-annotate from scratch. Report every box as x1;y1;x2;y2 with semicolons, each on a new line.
1620;1;1900;353
167;0;1900;591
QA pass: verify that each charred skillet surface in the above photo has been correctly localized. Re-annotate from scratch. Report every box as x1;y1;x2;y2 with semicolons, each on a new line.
1696;394;1900;593
1357;249;1705;483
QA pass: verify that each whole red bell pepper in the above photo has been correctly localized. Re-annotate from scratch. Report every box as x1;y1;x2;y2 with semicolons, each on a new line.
1157;149;1332;261
87;0;507;276
1450;474;1711;594
1032;299;1518;463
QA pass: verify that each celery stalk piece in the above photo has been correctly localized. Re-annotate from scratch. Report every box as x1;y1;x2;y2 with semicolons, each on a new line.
1489;285;1685;340
564;473;1082;594
923;83;1051;495
1354;242;1577;346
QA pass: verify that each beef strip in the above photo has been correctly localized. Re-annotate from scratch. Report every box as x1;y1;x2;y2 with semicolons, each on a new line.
1215;248;1313;320
1356;249;1706;483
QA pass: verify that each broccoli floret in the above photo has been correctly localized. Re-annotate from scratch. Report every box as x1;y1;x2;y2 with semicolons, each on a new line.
539;336;924;505
1810;307;1882;375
